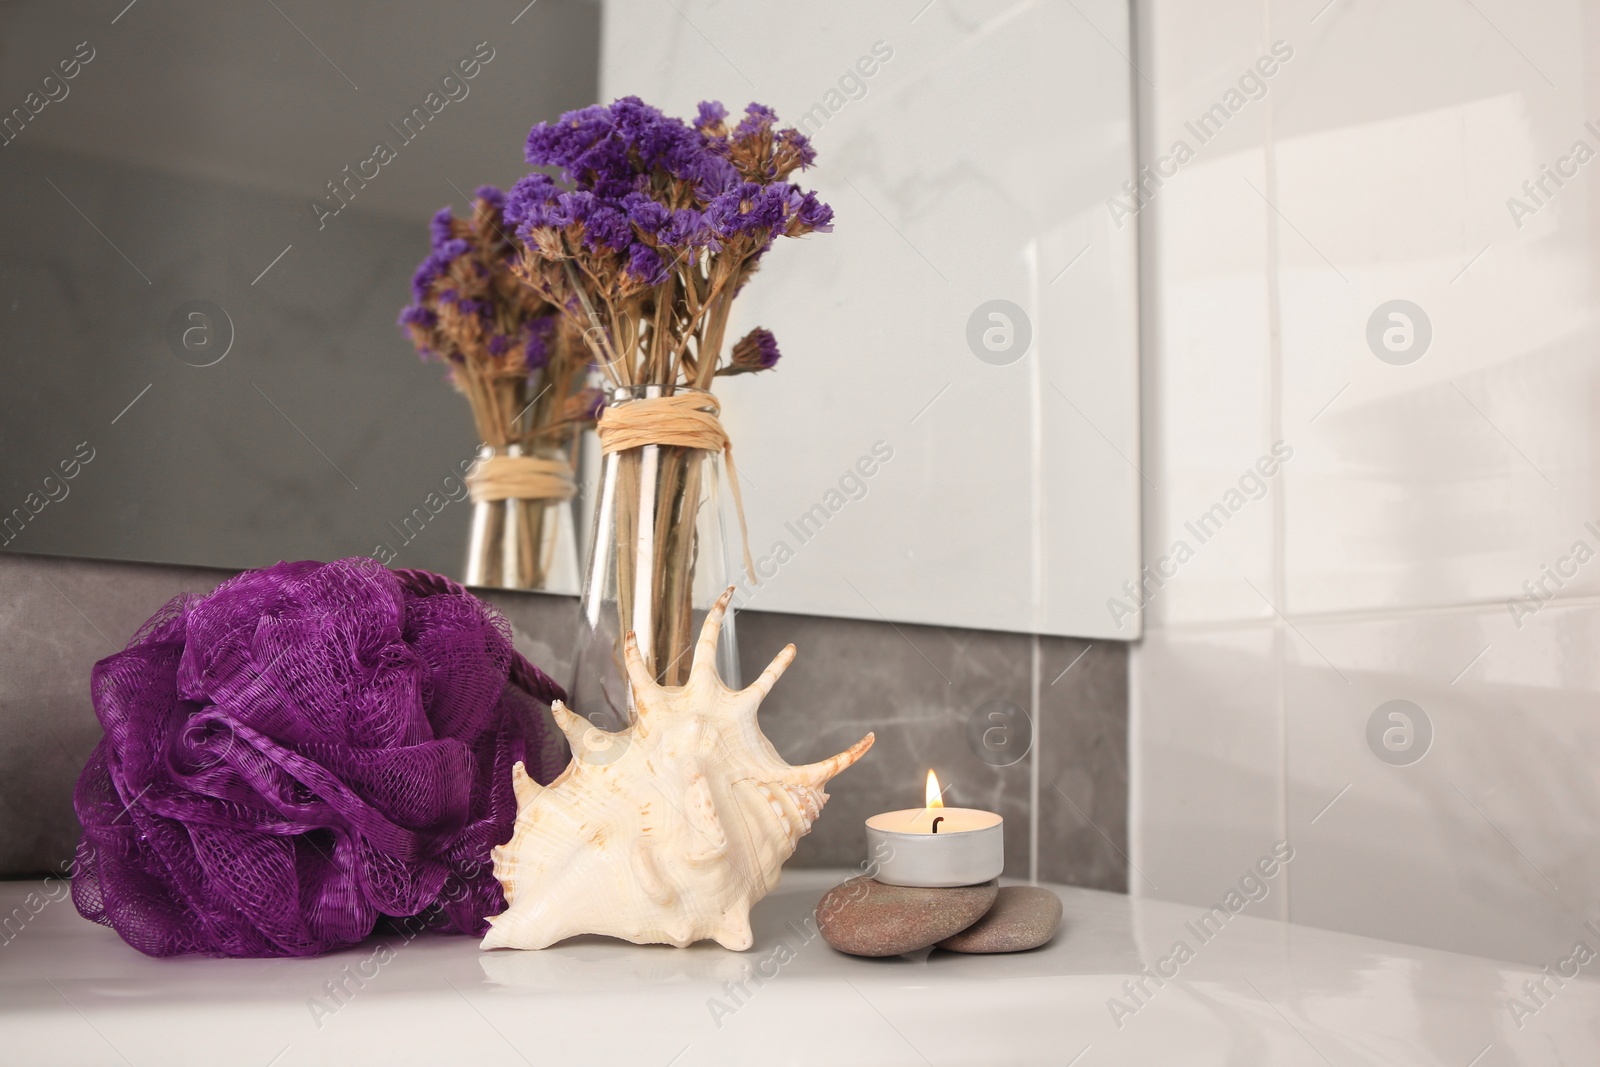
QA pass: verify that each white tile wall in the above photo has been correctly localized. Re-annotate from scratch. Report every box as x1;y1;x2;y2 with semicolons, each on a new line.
1285;600;1600;965
1134;0;1277;631
1131;624;1287;920
1132;0;1600;964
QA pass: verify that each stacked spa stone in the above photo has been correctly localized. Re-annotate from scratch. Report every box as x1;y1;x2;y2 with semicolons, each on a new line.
817;878;1063;957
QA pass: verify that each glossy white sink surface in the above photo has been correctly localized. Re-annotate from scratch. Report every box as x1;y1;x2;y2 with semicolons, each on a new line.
2;870;1595;1065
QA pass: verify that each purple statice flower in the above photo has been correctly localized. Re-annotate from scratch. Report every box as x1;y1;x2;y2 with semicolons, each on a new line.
523;320;553;371
684;151;741;198
703;191;741;239
706;183;788;241
622;192;670;235
398;304;435;328
575;140;637;199
732;103;779;142
543;189;595;231
525;103;615;172
504;173;558;230
742;327;781;368
410;238;470;301
400;186;567;385
527;101;649;198
581;203;633;252
791;189;834;233
611;96;685;168
562;386;605;423
720;327;781;376
524;339;548;371
776;126;817;169
429;206;456;249
694;100;727;131
506;96;832;381
661;208;709;247
625;243;668;285
455;297;491;320
398;295;442;362
529;97;716;200
745;185;789;232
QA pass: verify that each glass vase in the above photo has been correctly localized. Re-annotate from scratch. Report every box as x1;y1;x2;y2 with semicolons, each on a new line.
463;443;581;593
569;386;743;729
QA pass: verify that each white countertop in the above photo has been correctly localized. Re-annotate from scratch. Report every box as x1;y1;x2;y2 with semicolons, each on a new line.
1;870;1595;1066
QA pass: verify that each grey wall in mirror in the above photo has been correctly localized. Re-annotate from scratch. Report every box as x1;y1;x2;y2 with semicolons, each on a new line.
1;0;1141;640
0;1;601;584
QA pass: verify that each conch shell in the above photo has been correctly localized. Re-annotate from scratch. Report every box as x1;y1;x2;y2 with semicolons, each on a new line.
482;589;874;951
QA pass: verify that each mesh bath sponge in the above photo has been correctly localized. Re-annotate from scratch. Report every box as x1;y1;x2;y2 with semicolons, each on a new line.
71;558;565;958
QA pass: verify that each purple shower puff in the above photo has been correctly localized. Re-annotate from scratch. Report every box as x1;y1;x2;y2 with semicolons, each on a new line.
70;558;566;958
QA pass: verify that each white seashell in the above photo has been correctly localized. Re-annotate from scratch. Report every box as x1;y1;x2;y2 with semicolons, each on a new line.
481;588;874;951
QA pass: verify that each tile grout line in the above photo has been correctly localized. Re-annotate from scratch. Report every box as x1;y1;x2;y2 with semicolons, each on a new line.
1261;0;1292;924
1143;593;1575;634
1027;231;1045;888
1030;632;1041;885
1127;640;1144;897
1125;0;1152;901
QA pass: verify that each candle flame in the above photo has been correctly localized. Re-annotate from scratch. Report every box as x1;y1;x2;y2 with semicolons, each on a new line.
925;769;944;809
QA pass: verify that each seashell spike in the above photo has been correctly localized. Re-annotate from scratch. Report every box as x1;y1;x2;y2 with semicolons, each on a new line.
482;587;874;951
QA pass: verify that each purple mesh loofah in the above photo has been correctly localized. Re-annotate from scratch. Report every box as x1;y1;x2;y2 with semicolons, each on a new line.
70;558;566;958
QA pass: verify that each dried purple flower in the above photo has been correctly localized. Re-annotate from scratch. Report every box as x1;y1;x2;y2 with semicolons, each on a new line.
625;243;668;285
430;206;457;249
561;386;606;423
694;100;728;133
706;183;789;241
398;305;437;329
400;182;588;465
410;238;471;302
733;102;779;142
791;189;834;234
583;203;633;252
623;193;670;234
777;126;817;170
510;97;831;387
523;318;556;372
718;327;781;376
504;173;558;229
662;208;711;249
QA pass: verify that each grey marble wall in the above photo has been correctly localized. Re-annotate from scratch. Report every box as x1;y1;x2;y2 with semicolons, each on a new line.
0;551;1127;891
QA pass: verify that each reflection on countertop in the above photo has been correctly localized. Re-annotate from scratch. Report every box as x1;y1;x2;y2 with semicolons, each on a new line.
1;869;1591;1065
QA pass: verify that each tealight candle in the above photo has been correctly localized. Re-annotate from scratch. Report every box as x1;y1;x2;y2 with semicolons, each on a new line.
865;771;1004;887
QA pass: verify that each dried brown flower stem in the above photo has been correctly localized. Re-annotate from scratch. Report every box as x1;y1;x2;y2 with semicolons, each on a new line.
563;256;621;377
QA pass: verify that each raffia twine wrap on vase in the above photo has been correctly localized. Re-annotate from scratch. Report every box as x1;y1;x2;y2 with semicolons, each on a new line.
594;391;755;583
464;453;577;505
461;448;581;590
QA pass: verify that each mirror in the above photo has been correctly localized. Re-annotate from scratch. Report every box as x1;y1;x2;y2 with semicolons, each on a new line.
0;0;1140;639
602;0;1142;638
0;1;602;586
